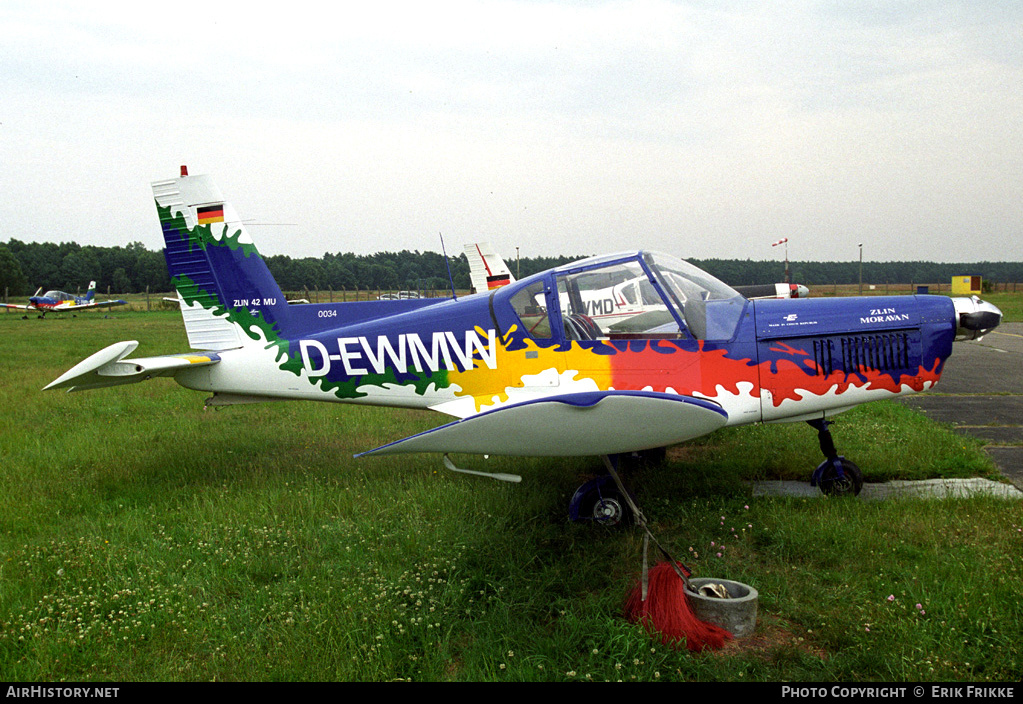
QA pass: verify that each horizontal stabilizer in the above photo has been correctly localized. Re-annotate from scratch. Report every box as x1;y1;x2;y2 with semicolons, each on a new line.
44;341;220;392
357;391;728;457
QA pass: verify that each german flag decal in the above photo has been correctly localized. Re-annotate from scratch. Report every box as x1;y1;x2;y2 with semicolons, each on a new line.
197;204;225;224
486;274;511;289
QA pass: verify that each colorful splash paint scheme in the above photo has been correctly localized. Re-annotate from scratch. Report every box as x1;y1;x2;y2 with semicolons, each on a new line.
3;281;126;317
47;168;1003;510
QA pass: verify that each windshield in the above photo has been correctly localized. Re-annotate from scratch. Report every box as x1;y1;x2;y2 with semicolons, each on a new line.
553;259;675;338
644;252;745;341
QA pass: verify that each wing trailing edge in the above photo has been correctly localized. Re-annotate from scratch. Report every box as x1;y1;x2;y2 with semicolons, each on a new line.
53;299;127;311
44;341;220;392
357;390;728;457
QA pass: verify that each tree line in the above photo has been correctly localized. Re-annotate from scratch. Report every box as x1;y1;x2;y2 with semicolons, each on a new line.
2;238;1022;297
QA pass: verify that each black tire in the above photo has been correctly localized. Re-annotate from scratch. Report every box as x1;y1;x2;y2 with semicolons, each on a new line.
818;458;864;496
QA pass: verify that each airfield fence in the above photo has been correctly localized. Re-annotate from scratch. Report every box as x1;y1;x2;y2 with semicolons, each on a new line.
811;281;1020;297
1;285;467;313
4;282;1021;313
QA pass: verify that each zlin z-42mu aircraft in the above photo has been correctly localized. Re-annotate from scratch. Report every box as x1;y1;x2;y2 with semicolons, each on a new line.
47;167;1002;520
4;281;127;318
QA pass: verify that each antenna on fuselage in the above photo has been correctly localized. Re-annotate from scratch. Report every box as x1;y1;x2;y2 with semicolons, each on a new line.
439;233;457;300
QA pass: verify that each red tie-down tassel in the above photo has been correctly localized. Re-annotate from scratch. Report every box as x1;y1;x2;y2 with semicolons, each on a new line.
623;561;733;652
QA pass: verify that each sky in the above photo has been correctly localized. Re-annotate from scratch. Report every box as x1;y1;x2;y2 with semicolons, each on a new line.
2;1;1022;264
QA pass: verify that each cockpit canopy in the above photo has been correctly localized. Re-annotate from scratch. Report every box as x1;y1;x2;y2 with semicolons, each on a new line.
502;251;746;342
41;291;71;300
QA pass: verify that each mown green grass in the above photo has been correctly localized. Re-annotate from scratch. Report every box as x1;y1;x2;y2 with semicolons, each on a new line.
1;311;1020;682
974;291;1023;323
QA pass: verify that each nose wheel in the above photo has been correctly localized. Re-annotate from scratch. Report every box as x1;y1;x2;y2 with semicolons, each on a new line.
808;418;863;496
813;456;863;496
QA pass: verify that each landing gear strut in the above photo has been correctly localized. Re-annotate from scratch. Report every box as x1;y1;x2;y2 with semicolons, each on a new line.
808;418;863;496
567;449;666;525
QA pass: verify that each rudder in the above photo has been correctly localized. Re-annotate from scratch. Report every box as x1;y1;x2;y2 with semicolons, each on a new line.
153;167;290;351
464;242;514;294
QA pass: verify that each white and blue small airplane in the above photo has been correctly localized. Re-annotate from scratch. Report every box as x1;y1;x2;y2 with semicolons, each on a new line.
3;281;127;318
46;166;1002;521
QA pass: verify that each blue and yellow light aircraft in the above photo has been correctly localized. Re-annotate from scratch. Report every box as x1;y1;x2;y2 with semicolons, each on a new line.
3;281;126;318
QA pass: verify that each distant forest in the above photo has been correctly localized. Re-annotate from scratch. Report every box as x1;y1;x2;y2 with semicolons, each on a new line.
2;238;1023;297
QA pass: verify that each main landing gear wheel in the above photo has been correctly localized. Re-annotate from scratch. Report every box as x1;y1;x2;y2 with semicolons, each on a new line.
569;475;632;526
814;457;864;496
590;493;627;525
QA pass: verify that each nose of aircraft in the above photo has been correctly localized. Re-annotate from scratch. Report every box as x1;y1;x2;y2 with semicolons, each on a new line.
953;296;1003;340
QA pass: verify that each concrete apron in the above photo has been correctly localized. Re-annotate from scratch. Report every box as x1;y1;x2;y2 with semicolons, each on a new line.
751;478;1022;500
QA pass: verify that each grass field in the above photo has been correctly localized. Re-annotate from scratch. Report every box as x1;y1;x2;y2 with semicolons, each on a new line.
1;308;1021;682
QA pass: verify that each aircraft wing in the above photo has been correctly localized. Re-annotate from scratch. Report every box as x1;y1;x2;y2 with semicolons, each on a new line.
733;283;809;299
44;340;220;392
52;299;127;311
1;303;32;311
357;390;727;457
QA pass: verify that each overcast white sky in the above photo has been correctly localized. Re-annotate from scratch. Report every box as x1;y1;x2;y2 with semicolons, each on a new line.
2;1;1021;264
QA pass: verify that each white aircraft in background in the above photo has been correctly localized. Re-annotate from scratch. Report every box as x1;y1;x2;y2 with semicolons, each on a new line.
464;243;809;336
465;243;808;300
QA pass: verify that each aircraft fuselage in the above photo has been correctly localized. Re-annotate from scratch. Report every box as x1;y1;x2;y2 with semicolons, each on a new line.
182;272;960;436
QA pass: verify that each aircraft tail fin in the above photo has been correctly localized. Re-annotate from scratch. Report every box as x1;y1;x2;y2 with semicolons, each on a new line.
85;281;96;301
464;242;514;294
152;167;290;351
